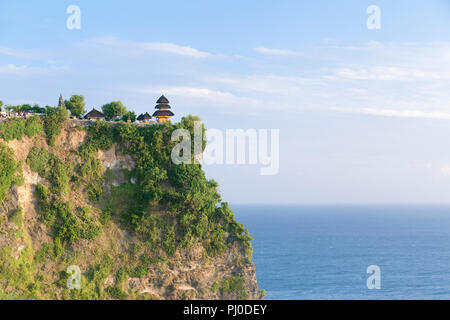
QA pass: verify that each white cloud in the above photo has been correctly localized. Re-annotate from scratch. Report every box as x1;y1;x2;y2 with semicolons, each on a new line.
254;47;303;56
0;48;34;59
133;86;234;99
209;75;319;95
94;36;215;58
329;107;450;120
0;64;47;75
326;66;450;82
130;85;264;116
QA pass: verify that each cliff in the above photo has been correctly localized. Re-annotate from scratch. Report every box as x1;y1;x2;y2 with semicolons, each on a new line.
0;113;263;300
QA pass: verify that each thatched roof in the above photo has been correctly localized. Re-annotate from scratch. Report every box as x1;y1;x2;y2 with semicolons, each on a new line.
84;108;105;119
136;113;144;121
141;112;152;120
155;103;171;109
152;110;174;117
156;95;169;104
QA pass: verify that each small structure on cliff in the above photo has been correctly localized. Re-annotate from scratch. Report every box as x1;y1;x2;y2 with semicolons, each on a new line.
152;95;174;123
84;108;105;121
137;112;153;124
58;94;65;108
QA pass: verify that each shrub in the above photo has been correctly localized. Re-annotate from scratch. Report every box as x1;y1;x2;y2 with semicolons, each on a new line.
27;147;51;177
44;106;68;147
34;184;101;245
53;237;64;257
0;118;25;141
49;159;70;195
106;286;127;300
24;115;43;138
27;147;70;195
10;206;24;230
220;276;246;295
85;121;114;151
132;266;150;278
34;243;54;263
162;225;176;256
206;226;227;256
0;143;19;201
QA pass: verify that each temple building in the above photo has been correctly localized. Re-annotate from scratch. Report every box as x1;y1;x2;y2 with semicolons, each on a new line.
137;112;153;124
58;94;65;108
152;95;174;123
84;108;105;121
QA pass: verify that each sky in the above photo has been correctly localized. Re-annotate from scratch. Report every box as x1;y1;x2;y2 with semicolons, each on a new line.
1;0;450;204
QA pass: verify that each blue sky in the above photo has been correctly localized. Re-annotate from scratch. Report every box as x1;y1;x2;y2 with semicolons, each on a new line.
1;1;450;204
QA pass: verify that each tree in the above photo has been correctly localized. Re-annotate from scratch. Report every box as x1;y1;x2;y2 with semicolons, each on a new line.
122;111;136;123
21;104;32;112
65;94;86;117
31;104;46;114
0;100;3;112
5;105;18;113
101;101;127;120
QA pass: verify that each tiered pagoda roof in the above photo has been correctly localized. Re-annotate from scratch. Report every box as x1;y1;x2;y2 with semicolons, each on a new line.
152;95;174;118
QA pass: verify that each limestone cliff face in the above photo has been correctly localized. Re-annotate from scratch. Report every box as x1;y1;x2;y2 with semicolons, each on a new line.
0;121;262;300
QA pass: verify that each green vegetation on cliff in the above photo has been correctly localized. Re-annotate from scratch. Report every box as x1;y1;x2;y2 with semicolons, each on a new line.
0;109;257;300
43;106;68;147
109;117;253;258
0;115;43;141
0;143;23;201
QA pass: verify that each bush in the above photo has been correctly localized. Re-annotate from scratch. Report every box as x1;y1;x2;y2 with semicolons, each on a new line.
220;276;248;299
0;115;43;140
34;184;101;245
24;115;43;138
132;266;150;278
85;121;114;151
27;147;51;177
162;226;176;256
34;243;54;263
10;206;24;230
44;106;68;147
55;204;101;242
0;118;25;141
206;226;227;256
0;143;20;201
49;159;70;195
27;147;70;195
106;286;127;299
53;237;64;257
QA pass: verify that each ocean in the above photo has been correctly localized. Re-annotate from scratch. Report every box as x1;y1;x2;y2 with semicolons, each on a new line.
232;204;450;300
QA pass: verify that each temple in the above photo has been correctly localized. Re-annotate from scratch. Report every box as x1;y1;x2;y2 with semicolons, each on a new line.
152;95;174;123
58;94;65;108
84;108;105;121
137;112;152;124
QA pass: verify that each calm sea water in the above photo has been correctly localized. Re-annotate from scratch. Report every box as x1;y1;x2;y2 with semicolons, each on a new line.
232;204;450;300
